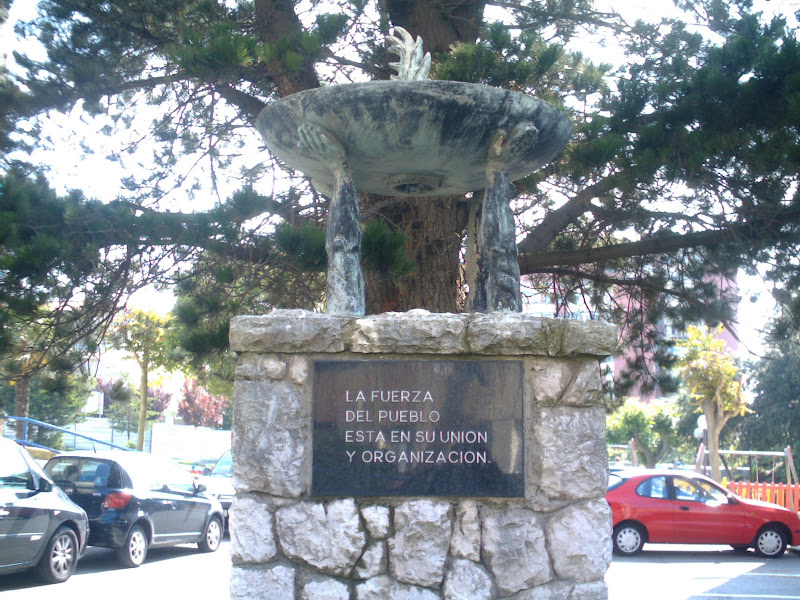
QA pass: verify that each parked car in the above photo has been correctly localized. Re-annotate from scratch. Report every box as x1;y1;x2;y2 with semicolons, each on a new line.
0;438;88;583
44;450;224;568
196;449;233;528
607;469;800;558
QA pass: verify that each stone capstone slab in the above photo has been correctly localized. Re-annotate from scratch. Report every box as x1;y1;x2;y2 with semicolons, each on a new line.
559;319;618;357
482;505;552;595
530;406;608;500
360;505;391;539
468;313;550;355
230;495;277;563
231;565;295;600
546;500;612;583
276;500;366;576
388;499;452;588
443;559;493;600
355;575;440;600
229;310;617;358
349;310;468;354
449;502;481;561
230;311;353;353
233;379;309;496
301;579;350;600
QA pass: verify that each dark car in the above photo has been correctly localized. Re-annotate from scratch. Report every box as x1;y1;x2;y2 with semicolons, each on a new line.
607;468;800;558
44;450;224;568
196;449;233;526
0;438;88;583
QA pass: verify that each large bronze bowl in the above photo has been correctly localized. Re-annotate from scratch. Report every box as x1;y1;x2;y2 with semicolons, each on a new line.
256;80;572;197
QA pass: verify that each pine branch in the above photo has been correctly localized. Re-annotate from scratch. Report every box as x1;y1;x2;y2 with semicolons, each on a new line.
519;204;800;272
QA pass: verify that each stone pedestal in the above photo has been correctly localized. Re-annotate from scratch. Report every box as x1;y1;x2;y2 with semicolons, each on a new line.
229;310;616;600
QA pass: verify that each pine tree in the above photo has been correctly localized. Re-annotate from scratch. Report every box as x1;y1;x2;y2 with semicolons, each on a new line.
2;0;800;392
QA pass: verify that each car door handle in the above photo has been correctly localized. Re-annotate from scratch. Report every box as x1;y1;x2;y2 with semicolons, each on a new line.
679;506;690;511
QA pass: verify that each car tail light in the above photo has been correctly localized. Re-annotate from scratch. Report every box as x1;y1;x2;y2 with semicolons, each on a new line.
103;492;132;509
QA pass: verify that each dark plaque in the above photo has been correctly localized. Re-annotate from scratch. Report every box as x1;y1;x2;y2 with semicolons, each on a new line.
312;360;523;497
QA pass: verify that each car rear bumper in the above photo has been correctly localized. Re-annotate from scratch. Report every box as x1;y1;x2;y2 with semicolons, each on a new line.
87;519;130;548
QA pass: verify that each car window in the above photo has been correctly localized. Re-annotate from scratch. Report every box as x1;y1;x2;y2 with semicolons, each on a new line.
47;457;82;483
0;444;34;490
672;476;709;502
693;478;730;503
211;451;232;478
607;473;624;491
46;457;123;490
125;457;196;493
635;476;669;499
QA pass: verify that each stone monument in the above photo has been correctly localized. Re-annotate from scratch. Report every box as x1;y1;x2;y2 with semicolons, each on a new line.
230;28;615;600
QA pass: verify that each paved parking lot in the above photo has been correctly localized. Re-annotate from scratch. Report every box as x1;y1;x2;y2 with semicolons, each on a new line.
607;545;800;600
0;539;231;599
4;539;799;599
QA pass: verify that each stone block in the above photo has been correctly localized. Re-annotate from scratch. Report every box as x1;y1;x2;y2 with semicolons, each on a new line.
230;311;353;353
301;579;351;600
555;319;617;357
526;358;604;407
349;310;468;354
570;581;609;600
511;581;607;600
443;559;493;600
450;501;481;561
230;495;277;563
355;576;440;600
468;313;550;355
288;356;311;384
545;499;612;583
388;499;452;588
529;406;608;500
231;565;295;600
360;505;391;539
354;541;386;579
233;380;309;496
275;499;366;576
235;354;287;380
481;505;552;595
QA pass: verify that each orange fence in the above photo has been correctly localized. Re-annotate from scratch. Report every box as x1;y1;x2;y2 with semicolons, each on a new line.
724;480;800;513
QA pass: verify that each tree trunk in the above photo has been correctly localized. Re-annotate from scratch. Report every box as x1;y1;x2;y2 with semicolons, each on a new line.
137;353;149;452
14;376;30;441
636;436;655;469
364;196;469;313
704;396;724;482
369;1;483;312
387;0;486;54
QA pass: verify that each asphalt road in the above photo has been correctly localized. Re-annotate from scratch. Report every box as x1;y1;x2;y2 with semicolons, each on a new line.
0;538;231;599
3;539;798;599
606;545;800;600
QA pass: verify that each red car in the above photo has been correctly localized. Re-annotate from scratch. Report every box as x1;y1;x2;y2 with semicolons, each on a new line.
607;469;800;558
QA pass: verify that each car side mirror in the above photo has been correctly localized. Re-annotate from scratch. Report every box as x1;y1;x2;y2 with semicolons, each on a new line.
194;482;207;494
37;478;53;493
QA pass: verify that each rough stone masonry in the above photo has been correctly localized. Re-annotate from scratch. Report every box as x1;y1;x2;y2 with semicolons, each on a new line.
229;309;617;600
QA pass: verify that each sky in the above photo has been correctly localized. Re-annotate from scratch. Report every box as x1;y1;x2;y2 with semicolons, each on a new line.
1;0;795;353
